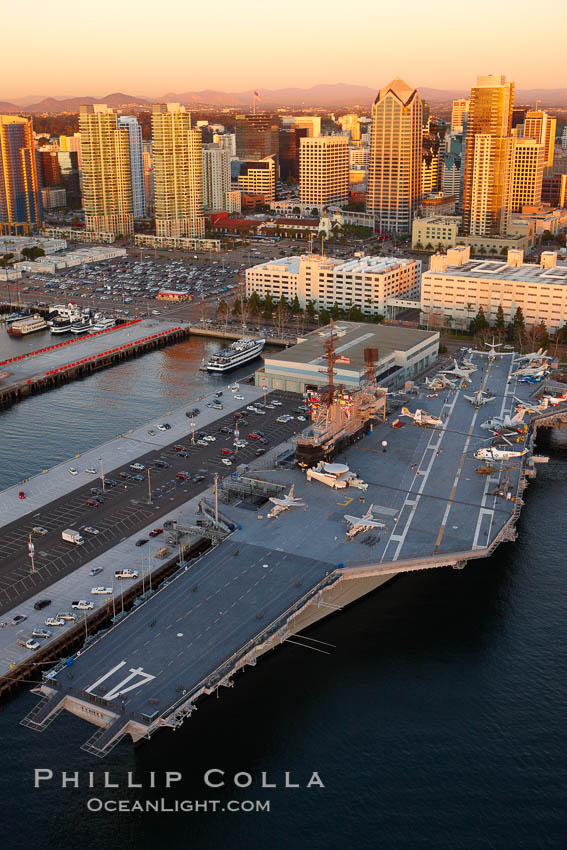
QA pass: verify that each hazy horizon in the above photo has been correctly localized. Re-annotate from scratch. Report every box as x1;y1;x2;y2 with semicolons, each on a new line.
4;0;566;100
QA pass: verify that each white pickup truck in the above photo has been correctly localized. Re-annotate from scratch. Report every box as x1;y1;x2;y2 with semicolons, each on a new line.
114;569;139;580
62;528;84;545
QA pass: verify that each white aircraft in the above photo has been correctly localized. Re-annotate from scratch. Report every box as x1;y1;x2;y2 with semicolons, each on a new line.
344;504;387;539
425;374;456;390
481;340;504;362
539;390;567;406
474;446;527;461
463;388;496;406
440;358;477;380
267;485;306;518
479;406;529;431
515;348;548;364
511;360;550;378
400;407;443;427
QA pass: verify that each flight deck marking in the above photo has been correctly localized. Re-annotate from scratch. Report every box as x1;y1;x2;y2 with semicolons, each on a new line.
433;358;496;554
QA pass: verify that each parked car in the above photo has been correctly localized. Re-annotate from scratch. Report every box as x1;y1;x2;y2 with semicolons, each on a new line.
84;526;100;535
135;538;148;547
32;526;49;535
45;617;65;627
149;528;163;537
32;628;52;639
10;614;27;625
33;599;51;611
72;600;94;611
68;467;78;476
89;566;103;576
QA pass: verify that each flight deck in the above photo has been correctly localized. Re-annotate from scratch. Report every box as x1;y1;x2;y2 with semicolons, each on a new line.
18;347;567;756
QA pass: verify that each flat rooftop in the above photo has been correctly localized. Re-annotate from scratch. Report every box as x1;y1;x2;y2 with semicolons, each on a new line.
265;322;439;372
251;254;415;277
430;259;567;285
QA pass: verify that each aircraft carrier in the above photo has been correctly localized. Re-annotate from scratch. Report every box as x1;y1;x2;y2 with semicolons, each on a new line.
18;341;567;757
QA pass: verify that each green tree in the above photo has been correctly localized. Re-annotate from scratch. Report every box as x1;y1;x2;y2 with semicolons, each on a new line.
535;319;550;350
470;306;489;335
247;290;262;317
330;301;342;320
541;229;554;244
305;299;317;320
21;246;45;259
290;294;302;316
319;308;330;326
232;298;241;316
494;304;506;339
310;208;319;217
347;305;364;322
292;207;301;215
262;293;275;320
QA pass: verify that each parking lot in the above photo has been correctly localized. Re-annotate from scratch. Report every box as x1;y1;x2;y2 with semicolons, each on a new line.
0;388;305;618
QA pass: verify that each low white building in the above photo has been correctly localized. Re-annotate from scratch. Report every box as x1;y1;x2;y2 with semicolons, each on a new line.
256;321;439;392
14;246;127;274
0;235;67;255
421;245;567;331
246;253;420;318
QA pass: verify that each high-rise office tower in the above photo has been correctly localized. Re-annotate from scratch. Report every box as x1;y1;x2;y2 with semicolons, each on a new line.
523;111;557;169
451;99;470;132
367;79;423;234
57;150;81;206
235;114;279;161
232;156;277;204
280;116;321;138
442;131;465;209
59;133;83;168
0;115;42;235
461;75;515;236
279;127;308;181
299;136;349;208
511;138;544;211
151;103;204;239
38;150;62;187
202;143;231;211
118;116;146;217
79;105;133;235
338;114;361;141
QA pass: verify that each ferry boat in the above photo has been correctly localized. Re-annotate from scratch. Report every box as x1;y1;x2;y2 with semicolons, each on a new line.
7;314;48;336
46;304;80;327
206;337;265;373
70;317;92;334
51;315;76;334
88;317;116;333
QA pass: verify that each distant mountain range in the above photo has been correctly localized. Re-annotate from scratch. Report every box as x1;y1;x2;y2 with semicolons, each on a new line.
2;84;567;112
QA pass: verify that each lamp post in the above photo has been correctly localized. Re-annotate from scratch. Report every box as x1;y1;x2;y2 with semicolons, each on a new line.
147;467;152;505
99;456;105;493
191;421;195;445
28;533;36;574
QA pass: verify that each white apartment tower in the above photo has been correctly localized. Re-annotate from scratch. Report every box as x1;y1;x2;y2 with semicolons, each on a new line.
299;136;349;208
151;103;204;239
202;143;231;211
118;116;146;218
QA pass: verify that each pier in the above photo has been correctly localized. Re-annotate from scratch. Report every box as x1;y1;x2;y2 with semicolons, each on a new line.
0;319;189;407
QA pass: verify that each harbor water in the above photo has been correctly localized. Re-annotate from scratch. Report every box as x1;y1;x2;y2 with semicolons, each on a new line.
0;327;566;849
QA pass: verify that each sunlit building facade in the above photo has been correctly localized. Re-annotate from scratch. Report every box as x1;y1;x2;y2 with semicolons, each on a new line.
0;115;42;235
152;103;204;239
367;79;423;234
79;105;133;236
461;75;515;237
